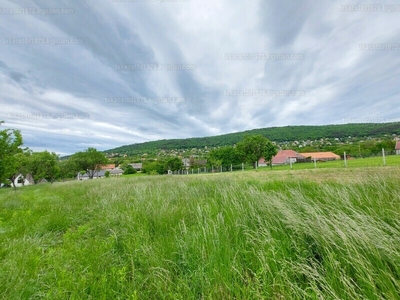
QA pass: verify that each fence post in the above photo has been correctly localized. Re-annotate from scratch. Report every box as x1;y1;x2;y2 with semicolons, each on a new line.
382;148;386;166
344;151;347;168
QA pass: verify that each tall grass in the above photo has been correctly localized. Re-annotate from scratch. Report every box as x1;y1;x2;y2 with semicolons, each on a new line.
0;169;399;299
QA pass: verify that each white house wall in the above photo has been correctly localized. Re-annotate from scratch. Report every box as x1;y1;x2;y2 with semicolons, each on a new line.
13;174;32;187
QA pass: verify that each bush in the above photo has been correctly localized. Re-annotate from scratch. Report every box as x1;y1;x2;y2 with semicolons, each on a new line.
142;161;166;174
123;165;137;175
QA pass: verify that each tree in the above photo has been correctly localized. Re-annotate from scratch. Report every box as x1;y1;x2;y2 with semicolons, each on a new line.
28;151;60;183
0;121;25;188
59;158;79;180
142;160;166;175
236;135;277;168
208;146;241;169
165;157;183;172
123;164;137;175
11;151;32;186
70;147;108;179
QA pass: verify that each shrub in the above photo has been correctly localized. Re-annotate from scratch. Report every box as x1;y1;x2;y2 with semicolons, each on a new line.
123;165;137;175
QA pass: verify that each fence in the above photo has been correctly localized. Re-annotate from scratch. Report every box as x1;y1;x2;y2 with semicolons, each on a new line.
170;149;399;175
169;163;253;175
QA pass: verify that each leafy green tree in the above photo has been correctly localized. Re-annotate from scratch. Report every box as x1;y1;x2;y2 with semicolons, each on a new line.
70;147;108;179
208;146;241;169
12;151;33;185
123;164;137;175
165;157;183;172
29;151;60;183
236;135;277;168
58;158;79;180
0;121;25;188
142;160;166;174
105;170;110;178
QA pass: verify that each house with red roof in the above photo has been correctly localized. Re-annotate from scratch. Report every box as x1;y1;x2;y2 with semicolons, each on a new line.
259;150;306;167
396;140;400;155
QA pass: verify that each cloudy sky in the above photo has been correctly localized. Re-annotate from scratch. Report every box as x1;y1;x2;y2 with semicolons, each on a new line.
1;0;400;155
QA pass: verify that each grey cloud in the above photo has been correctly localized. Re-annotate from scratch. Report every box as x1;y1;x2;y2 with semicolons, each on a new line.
1;0;399;155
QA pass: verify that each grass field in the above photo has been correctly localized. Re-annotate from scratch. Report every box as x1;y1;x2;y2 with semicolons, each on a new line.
0;166;399;299
258;154;400;171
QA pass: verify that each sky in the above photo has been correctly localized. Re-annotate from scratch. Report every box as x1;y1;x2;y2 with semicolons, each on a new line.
1;0;400;156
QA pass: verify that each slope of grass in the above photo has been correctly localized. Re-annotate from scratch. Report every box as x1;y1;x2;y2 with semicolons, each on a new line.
0;168;399;299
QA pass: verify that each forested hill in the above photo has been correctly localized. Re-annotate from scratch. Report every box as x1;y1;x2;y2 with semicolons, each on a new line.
106;122;400;155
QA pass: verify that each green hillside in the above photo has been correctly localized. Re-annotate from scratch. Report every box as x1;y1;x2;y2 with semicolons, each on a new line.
106;122;400;155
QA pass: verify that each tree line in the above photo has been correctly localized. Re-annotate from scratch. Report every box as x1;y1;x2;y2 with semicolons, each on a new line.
0;122;111;187
1;121;278;186
139;135;277;174
105;122;400;156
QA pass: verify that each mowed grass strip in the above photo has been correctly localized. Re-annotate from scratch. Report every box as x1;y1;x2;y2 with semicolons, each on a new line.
0;168;399;299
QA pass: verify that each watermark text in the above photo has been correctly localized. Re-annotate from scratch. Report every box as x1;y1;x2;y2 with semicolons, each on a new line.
0;7;74;14
339;4;400;12
115;64;195;71
105;97;185;103
223;53;304;61
3;37;83;45
224;90;305;97
357;43;400;50
8;112;90;119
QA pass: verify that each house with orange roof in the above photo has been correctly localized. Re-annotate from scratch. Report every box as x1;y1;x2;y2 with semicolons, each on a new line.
100;164;116;170
300;152;340;161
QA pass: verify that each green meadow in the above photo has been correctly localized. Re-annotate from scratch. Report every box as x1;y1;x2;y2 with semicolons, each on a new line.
260;154;400;171
0;165;399;299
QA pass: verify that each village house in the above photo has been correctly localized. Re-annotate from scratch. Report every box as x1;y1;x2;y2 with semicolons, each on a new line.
78;170;106;180
77;168;123;180
301;151;341;161
263;150;307;166
12;173;35;187
182;158;191;168
129;163;143;171
100;164;116;170
396;140;400;155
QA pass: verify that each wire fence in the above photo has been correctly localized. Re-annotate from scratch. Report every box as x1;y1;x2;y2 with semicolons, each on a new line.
170;150;399;175
169;163;252;175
